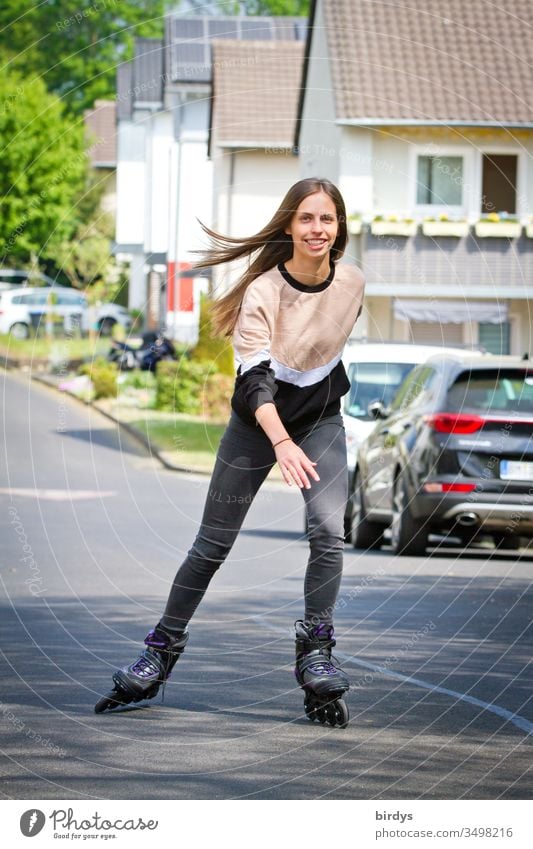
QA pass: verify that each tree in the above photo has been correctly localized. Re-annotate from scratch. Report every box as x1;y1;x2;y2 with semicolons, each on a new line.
0;67;88;266
54;172;117;291
0;1;170;114
216;0;310;14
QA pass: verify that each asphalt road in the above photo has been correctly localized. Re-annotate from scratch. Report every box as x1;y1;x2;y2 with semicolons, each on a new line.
1;369;531;800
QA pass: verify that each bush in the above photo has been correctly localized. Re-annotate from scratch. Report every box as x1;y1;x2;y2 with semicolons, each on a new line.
120;369;156;391
200;373;233;422
155;358;215;414
78;357;118;399
191;294;235;376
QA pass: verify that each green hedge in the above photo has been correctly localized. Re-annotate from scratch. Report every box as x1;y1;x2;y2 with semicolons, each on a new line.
155;359;233;419
156;359;215;414
78;357;118;399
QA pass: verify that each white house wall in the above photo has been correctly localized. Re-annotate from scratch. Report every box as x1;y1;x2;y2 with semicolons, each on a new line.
339;127;375;216
298;0;341;182
146;111;174;255
176;139;213;262
115;120;146;246
371;131;410;213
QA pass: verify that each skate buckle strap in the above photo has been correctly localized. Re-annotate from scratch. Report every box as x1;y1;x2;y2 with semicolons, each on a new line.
144;629;168;650
298;650;338;676
130;652;161;678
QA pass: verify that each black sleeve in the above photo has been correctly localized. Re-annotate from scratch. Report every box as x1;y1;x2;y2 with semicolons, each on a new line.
231;360;278;422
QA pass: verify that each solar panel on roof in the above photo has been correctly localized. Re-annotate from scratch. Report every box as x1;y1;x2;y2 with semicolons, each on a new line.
240;19;273;39
172;18;204;39
208;19;241;39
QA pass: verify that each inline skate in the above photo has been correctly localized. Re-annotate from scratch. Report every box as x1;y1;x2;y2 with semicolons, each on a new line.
294;620;349;728
94;624;188;713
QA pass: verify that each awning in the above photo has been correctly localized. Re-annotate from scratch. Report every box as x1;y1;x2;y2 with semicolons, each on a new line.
393;299;508;324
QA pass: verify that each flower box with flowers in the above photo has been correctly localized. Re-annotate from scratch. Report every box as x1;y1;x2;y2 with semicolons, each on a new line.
422;216;469;238
474;214;522;238
347;215;363;235
370;216;417;237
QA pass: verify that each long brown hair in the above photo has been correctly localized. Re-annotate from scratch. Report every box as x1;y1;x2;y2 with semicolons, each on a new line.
194;178;348;337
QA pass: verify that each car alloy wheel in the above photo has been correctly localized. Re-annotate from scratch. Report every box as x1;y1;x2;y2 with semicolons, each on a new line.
390;475;428;556
10;322;29;340
350;473;384;550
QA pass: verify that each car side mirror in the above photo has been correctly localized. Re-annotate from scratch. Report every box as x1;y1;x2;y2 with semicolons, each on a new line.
367;400;389;420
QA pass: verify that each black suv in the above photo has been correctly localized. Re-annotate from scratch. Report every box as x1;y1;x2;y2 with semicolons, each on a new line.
351;355;533;555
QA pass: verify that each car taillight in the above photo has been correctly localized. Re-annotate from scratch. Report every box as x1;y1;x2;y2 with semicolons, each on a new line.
423;482;477;493
425;413;484;434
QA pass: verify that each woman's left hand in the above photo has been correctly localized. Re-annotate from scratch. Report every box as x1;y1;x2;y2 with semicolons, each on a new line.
274;440;320;489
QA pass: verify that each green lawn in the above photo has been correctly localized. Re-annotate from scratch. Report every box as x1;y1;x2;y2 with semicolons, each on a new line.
130;418;226;467
0;334;109;361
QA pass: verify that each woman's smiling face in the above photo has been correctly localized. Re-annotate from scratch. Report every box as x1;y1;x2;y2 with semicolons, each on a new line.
284;191;339;263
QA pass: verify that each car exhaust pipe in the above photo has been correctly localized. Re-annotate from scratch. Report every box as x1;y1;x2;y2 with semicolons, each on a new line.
456;512;479;527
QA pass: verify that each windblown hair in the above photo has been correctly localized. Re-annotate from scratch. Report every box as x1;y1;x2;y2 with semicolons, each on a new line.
194;178;348;337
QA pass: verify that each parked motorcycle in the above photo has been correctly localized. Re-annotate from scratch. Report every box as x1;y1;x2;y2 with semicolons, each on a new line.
108;331;177;372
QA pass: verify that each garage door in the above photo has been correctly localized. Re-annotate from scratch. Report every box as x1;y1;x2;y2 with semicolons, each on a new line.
409;321;464;346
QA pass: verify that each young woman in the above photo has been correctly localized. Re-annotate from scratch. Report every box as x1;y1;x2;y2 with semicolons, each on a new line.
95;178;365;727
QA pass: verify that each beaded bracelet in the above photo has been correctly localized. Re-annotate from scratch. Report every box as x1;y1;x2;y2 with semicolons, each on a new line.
272;437;293;449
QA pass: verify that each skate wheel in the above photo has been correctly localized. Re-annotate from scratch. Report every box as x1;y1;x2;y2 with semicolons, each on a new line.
334;698;349;728
315;705;327;724
94;690;126;713
326;702;338;727
304;696;318;722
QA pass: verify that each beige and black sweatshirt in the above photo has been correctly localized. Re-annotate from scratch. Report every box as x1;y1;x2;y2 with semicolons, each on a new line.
231;261;365;432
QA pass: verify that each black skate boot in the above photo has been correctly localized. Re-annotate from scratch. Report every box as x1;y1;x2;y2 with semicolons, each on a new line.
294;620;350;728
94;624;189;713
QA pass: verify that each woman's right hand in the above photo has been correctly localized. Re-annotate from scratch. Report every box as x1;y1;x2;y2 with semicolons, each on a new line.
274;439;320;489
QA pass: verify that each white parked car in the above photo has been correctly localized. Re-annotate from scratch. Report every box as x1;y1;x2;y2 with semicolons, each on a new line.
0;269;56;290
0;287;131;338
341;341;485;535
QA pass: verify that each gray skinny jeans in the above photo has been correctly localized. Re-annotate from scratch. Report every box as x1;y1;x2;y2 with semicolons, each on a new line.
160;411;348;633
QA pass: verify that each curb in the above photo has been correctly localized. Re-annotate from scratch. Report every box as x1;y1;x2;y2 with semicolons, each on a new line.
30;372;214;477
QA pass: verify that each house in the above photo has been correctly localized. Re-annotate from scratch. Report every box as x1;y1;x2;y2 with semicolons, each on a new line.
115;12;306;340
296;0;533;354
209;38;305;293
83;99;117;215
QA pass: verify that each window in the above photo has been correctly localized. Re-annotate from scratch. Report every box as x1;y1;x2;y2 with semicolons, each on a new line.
57;290;85;307
481;154;517;214
447;370;533;414
390;366;436;412
344;361;414;419
417;155;463;206
478;322;510;355
30;292;48;306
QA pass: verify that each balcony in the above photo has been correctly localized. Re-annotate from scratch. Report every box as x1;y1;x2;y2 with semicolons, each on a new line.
362;229;533;299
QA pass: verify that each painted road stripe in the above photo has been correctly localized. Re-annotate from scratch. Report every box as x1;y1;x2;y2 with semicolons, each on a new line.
254;617;533;737
0;488;117;501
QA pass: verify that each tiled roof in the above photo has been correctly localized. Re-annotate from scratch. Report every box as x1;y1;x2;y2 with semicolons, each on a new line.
316;0;533;124
116;38;164;120
165;14;306;83
211;40;304;146
84;100;117;166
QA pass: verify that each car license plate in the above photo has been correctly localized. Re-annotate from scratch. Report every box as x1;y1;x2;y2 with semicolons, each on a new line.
500;460;533;481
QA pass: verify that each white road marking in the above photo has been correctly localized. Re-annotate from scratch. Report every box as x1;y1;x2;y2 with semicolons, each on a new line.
0;488;117;501
254;617;533;736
